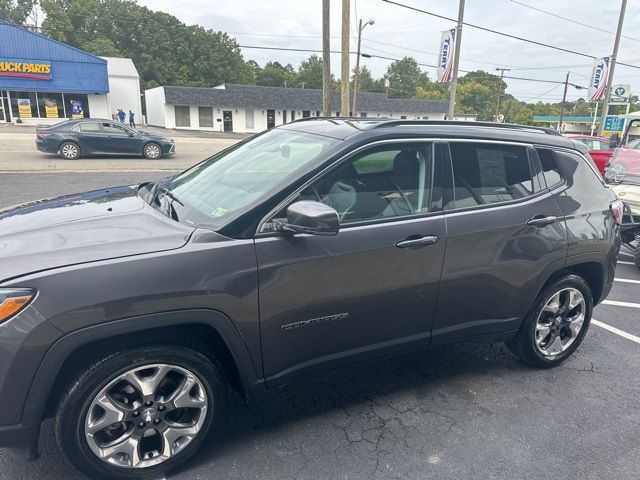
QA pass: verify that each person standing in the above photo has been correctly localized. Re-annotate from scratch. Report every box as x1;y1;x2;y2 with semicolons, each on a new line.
117;108;126;123
128;110;136;128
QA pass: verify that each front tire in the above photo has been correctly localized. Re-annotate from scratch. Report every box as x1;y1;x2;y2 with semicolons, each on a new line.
55;345;224;480
507;274;593;368
59;141;80;160
143;142;162;160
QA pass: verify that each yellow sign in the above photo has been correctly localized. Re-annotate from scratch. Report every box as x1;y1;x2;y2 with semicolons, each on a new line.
44;98;59;118
17;98;32;118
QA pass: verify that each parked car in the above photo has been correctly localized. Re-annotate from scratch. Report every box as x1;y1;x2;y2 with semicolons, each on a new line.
36;119;175;160
565;134;613;175
0;120;621;479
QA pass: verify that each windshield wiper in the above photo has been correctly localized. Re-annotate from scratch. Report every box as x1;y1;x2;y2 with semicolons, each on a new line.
155;185;184;206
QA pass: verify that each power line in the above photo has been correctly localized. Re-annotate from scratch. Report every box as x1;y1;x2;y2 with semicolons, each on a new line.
239;44;588;89
509;0;640;43
380;0;640;70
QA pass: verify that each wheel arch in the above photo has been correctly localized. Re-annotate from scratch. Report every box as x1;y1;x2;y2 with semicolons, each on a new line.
518;253;609;324
26;309;264;421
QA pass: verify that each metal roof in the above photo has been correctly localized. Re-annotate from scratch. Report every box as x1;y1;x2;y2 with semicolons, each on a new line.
100;57;139;78
533;115;596;124
160;84;448;114
0;19;106;64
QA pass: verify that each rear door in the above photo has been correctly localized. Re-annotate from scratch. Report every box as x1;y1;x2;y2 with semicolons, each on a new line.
432;140;567;344
75;121;107;154
255;140;447;387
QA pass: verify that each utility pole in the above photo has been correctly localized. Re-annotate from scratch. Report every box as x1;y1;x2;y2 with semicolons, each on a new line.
352;18;375;115
322;0;331;116
598;0;627;136
448;0;465;120
558;72;570;132
495;68;510;122
340;0;351;116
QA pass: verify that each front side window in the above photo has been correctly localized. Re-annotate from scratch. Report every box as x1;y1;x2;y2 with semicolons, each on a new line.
159;129;339;229
101;122;129;134
297;143;434;224
447;142;535;209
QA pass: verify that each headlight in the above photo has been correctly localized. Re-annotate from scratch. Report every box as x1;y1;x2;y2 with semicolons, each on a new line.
0;288;36;323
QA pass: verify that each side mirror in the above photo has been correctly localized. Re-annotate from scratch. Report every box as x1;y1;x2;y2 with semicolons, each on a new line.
276;200;339;236
128;131;135;137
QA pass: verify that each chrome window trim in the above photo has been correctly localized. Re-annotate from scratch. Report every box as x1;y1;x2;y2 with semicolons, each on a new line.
255;138;438;236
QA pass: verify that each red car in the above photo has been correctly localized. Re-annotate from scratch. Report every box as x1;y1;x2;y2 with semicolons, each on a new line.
565;134;614;175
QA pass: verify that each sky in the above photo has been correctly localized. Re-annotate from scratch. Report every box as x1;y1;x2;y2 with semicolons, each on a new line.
136;0;640;104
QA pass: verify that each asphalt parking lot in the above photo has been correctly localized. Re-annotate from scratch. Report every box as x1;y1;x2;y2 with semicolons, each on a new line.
0;172;639;480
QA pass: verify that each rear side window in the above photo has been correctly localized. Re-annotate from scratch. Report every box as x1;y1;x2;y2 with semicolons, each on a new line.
536;148;564;188
79;122;102;133
447;142;536;209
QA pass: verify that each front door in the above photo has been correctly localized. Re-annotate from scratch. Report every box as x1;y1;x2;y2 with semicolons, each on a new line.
100;122;142;154
223;111;233;132
282;110;287;124
266;109;276;129
255;141;447;387
431;140;567;344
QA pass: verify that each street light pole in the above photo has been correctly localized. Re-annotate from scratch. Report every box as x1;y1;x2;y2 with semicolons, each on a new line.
352;18;375;115
495;68;510;122
597;0;627;136
340;0;350;116
448;0;465;120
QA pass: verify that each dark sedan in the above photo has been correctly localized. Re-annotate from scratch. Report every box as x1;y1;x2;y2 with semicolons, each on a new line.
36;119;176;159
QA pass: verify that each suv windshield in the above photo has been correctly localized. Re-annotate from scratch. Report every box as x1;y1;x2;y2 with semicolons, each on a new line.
154;128;339;228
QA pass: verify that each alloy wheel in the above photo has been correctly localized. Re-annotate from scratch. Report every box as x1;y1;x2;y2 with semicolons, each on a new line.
145;144;161;159
84;363;209;469
61;143;78;159
535;287;586;357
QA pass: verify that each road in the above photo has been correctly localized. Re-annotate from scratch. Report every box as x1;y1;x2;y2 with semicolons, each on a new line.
0;173;639;480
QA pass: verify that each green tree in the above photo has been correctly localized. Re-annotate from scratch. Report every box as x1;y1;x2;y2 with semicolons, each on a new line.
0;0;36;25
385;56;428;97
297;55;328;89
351;65;383;93
514;105;534;125
415;82;449;100
39;0;253;90
256;61;297;87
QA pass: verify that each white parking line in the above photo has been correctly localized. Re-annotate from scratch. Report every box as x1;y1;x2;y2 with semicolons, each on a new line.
592;319;640;345
618;261;635;265
602;300;640;309
614;277;640;285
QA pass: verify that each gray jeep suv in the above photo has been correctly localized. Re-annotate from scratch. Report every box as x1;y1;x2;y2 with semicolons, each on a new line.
0;119;622;479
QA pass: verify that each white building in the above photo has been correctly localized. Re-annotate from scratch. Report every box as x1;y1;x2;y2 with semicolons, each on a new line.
100;56;143;124
145;84;451;133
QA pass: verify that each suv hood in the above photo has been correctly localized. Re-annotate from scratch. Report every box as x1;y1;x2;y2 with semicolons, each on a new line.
0;186;194;282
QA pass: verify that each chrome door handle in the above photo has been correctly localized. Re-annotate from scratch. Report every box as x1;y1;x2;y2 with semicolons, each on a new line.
526;215;558;228
396;235;439;248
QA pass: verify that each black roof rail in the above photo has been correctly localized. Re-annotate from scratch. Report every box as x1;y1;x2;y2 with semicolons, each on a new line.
288;117;562;136
370;120;563;136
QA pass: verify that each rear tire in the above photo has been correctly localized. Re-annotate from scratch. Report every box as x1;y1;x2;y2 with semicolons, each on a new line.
143;142;162;160
59;141;80;160
55;345;224;480
507;274;593;368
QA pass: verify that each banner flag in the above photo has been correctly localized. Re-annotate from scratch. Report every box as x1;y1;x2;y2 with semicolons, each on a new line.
588;57;609;101
437;29;456;84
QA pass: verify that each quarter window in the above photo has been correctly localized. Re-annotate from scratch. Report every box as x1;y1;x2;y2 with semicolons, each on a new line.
536;148;564;188
298;144;434;224
447;142;535;209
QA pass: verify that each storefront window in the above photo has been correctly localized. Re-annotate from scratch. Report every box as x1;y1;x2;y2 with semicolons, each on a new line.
38;93;65;119
64;94;90;119
9;91;38;118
